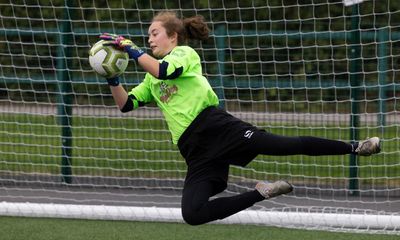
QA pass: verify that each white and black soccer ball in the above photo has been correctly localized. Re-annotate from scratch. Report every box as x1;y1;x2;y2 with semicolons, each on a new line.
89;40;129;78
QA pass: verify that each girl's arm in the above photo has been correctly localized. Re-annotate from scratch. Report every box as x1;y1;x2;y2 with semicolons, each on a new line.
109;84;128;110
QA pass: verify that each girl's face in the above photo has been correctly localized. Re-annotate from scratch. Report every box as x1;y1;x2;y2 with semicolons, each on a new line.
148;21;177;58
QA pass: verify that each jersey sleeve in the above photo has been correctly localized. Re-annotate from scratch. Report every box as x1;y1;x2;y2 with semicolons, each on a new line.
128;75;154;103
159;47;194;80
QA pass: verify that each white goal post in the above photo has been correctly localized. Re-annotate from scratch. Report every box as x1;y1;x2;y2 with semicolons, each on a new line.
0;0;399;235
1;202;399;232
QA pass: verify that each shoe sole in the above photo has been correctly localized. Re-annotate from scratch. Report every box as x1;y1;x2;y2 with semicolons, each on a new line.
256;180;293;199
358;137;381;156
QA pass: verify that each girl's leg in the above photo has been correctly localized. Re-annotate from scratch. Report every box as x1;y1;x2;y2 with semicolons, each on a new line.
181;180;264;225
250;131;354;156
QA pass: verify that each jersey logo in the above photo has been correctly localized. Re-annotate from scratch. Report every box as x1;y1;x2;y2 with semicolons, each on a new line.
171;48;186;57
160;82;178;103
244;130;254;139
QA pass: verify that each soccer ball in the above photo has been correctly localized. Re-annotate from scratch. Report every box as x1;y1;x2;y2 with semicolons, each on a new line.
89;40;129;78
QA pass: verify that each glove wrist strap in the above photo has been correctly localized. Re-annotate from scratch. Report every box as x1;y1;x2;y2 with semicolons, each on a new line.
124;46;145;61
106;77;120;86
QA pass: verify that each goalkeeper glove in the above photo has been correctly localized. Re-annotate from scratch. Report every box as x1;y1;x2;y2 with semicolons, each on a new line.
100;33;145;61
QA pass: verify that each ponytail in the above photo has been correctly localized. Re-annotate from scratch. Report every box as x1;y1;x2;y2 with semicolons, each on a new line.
153;11;209;45
183;15;209;41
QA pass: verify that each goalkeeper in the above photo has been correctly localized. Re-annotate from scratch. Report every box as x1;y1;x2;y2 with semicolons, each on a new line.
100;11;381;226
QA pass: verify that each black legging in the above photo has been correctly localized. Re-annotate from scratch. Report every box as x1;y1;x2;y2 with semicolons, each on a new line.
181;132;355;225
181;180;264;225
250;132;354;156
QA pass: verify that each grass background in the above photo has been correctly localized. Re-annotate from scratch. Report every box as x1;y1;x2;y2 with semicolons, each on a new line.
0;216;399;240
0;113;398;186
0;113;399;238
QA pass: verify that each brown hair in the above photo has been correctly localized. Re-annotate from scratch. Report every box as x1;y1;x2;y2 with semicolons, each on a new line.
152;11;209;44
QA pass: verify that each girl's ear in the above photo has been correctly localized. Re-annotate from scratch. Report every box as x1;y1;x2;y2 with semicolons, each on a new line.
171;32;178;43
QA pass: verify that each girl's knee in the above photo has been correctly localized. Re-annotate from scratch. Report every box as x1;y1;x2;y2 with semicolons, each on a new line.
181;206;204;226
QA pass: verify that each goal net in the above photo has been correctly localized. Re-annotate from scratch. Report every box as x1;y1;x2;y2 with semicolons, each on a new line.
0;0;399;234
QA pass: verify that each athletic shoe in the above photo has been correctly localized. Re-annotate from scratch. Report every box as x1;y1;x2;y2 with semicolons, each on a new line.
255;180;293;199
355;137;381;156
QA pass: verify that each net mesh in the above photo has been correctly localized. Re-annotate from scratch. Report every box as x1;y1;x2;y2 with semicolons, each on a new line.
0;0;399;234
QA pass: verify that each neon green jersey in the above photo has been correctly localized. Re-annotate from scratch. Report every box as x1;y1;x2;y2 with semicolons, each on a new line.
128;46;219;144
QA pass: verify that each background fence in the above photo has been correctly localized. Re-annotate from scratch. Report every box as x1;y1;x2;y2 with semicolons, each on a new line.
0;0;399;234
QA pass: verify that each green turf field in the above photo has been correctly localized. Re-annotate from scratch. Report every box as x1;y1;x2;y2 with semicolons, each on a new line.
0;113;398;239
0;216;398;240
0;113;398;186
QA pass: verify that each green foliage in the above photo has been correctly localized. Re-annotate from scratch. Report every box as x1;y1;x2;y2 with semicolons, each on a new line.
1;1;399;112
